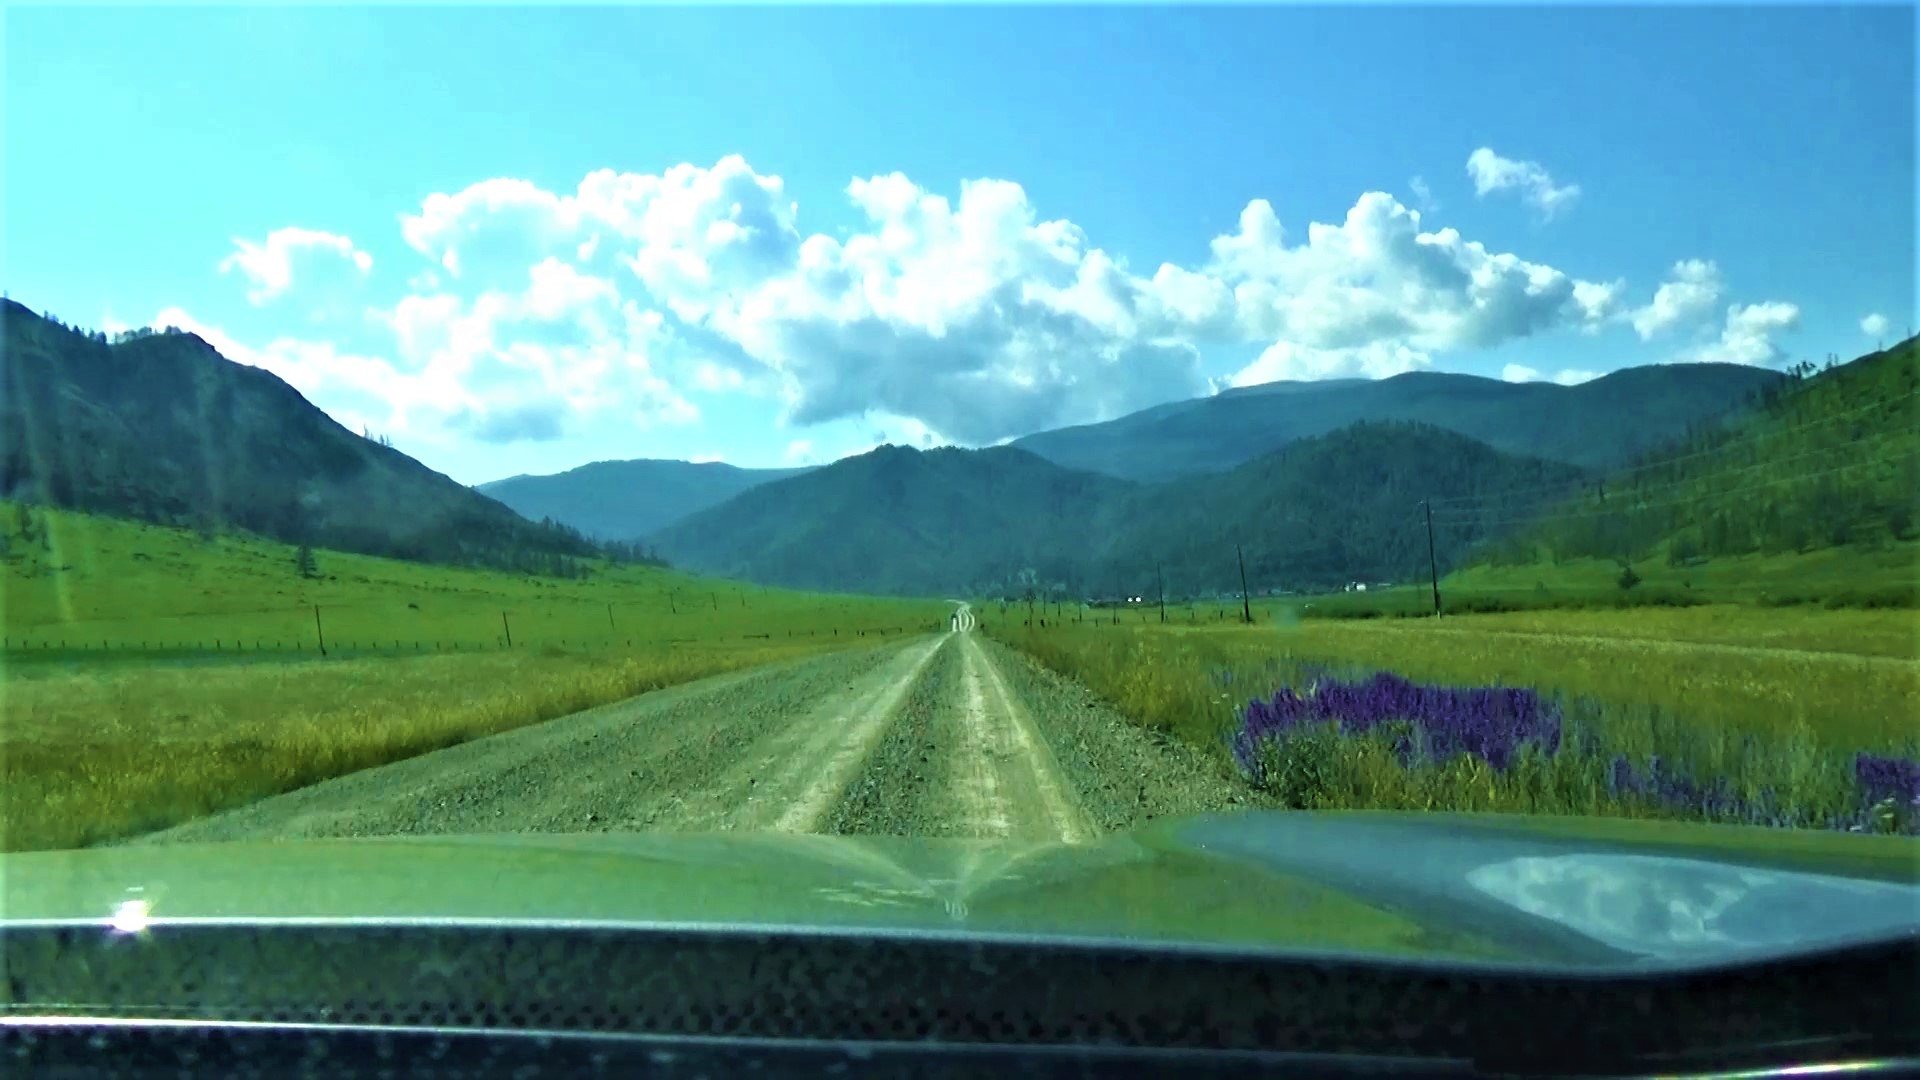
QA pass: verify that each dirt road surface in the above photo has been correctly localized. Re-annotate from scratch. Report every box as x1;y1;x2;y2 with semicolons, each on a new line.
133;620;1242;845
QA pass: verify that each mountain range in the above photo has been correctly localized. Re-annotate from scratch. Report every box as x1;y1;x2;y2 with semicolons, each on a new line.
7;295;1851;598
1008;364;1787;481
478;459;809;542
487;357;1783;543
649;425;1590;597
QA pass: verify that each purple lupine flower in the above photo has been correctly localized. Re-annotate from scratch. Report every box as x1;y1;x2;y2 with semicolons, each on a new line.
1229;671;1563;780
1854;753;1920;804
1607;755;1639;798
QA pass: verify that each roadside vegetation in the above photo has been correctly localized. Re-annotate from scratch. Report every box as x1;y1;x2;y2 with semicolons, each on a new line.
985;599;1920;836
2;503;945;851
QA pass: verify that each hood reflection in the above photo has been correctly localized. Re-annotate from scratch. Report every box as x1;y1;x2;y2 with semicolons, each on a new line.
1467;854;1920;959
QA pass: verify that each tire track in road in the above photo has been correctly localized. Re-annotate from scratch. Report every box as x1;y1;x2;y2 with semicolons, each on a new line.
949;639;1013;839
652;635;948;835
959;632;1099;844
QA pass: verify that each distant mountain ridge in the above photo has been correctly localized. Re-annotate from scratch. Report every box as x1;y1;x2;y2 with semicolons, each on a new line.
1010;364;1787;481
482;361;1784;547
1;300;595;570
649;425;1590;597
650;444;1132;595
479;459;811;541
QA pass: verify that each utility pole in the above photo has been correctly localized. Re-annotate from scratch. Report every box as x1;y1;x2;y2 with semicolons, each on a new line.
1422;500;1441;617
607;602;615;631
669;590;677;614
502;611;514;648
313;605;327;657
1236;544;1252;624
1156;563;1166;624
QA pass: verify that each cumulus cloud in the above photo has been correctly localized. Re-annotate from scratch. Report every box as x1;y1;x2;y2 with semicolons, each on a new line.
398;166;1633;439
1230;340;1431;387
1466;147;1581;218
201;154;1735;451
1861;312;1891;339
219;227;372;305
1211;191;1618;367
157;244;701;449
1689;301;1800;365
1631;259;1723;340
150;305;440;437
1501;363;1603;386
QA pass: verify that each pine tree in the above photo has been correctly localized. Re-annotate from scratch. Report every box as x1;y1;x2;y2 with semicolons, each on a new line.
296;543;317;579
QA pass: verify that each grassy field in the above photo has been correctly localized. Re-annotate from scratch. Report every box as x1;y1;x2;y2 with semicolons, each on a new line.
2;501;939;653
1277;543;1919;619
985;598;1920;834
2;503;946;851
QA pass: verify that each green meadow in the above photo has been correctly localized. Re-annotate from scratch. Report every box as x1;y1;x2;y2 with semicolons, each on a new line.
2;503;946;851
2;501;940;655
984;590;1919;831
1283;543;1920;619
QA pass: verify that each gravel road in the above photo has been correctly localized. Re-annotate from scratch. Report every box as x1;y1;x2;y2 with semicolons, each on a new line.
132;620;1244;845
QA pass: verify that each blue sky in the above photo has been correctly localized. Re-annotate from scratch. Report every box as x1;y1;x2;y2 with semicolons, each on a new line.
6;5;1913;485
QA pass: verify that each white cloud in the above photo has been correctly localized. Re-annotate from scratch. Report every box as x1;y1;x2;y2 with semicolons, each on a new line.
1631;259;1723;340
1210;191;1617;359
1502;363;1602;386
219;227;372;305
1861;312;1890;339
1466;147;1581;218
1230;340;1432;387
150;305;442;437
783;439;815;464
1409;176;1437;213
1688;301;1800;365
195;155;1732;452
164;245;702;448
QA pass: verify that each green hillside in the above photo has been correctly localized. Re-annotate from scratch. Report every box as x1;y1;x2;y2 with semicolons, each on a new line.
650;444;1133;596
1;501;942;654
1;301;594;572
1462;337;1919;583
1010;363;1785;481
1105;422;1589;598
478;458;812;542
652;424;1591;598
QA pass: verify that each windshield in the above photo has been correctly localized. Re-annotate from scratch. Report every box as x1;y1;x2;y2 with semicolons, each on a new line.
2;5;1915;954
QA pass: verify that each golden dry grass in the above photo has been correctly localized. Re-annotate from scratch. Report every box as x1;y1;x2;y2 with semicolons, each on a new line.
2;640;846;852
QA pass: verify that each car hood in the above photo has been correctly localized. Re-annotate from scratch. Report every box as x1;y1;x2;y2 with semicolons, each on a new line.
5;812;1916;970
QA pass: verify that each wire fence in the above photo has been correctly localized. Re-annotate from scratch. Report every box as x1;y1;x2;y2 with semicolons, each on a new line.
0;621;949;659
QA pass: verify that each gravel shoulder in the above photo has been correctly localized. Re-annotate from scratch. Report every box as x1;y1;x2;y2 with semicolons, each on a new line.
969;636;1249;831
